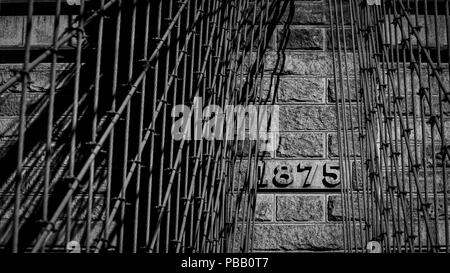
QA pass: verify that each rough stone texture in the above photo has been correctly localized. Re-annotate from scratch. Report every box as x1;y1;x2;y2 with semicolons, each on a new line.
279;3;328;25
279;105;337;131
235;194;274;222
327;78;357;102
327;195;342;221
0;16;24;46
0;63;70;93
326;28;354;50
327;195;365;222
325;1;351;25
276;195;325;222
276;132;324;158
279;28;324;49
266;52;330;75
252;224;344;251
0;118;18;138
233;160;248;189
236;139;273;158
0;93;45;116
327;132;361;158
31;16;69;45
265;52;355;75
255;194;274;222
262;77;325;103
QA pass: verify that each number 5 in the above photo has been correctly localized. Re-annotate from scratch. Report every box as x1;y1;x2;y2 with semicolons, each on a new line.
322;163;340;187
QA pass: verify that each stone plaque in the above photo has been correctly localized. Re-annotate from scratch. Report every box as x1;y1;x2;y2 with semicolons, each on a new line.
258;160;341;191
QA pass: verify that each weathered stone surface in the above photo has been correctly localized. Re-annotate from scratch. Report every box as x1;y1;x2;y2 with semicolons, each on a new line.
279;3;328;25
262;77;325;103
0;93;45;116
266;52;330;75
0;16;24;46
31;16;69;45
327;195;342;221
326;28;354;50
276;132;324;158
279;105;337;130
278;28;324;49
0;63;70;93
265;52;355;76
327;195;365;221
0;118;18;138
252;224;344;251
327;132;361;158
233;160;248;189
277;195;325;221
235;194;273;222
255;194;274;222
236;138;273;158
327;78;357;102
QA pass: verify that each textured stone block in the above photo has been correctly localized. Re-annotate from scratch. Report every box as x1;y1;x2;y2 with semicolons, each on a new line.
255;194;274;222
327;195;365;221
327;132;361;158
279;3;328;25
0;93;45;116
0;63;71;93
327;78;358;102
236;138;273;158
31;16;69;45
235;194;273;222
326;1;351;25
276;132;324;158
252;224;344;251
326;28;354;49
278;28;324;49
265;52;355;76
262;77;325;103
0;16;24;46
276;195;325;221
0;118;18;138
279;105;337;130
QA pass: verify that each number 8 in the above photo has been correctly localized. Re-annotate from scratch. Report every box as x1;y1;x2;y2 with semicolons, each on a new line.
273;164;294;187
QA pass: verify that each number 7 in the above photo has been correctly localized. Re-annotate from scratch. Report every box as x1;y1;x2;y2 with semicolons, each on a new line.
297;163;318;187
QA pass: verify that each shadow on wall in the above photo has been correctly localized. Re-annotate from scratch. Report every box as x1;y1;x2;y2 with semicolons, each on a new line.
0;0;295;252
